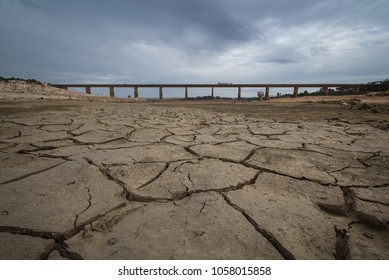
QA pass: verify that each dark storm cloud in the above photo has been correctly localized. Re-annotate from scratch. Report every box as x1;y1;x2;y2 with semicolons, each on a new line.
126;0;257;45
0;0;388;86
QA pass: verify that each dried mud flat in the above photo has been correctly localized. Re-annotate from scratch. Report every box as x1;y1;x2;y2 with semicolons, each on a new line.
0;96;388;260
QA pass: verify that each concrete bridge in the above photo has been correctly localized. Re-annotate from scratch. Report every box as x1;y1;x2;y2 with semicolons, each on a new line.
51;83;368;100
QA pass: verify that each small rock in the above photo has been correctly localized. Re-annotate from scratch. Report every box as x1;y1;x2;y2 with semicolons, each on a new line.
83;225;93;239
107;238;117;245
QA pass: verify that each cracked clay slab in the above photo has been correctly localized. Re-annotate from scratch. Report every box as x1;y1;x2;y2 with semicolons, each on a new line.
0;232;55;260
189;140;257;162
347;223;389;259
0;154;64;185
246;147;345;184
65;193;283;259
225;173;349;259
127;158;259;200
0;160;125;236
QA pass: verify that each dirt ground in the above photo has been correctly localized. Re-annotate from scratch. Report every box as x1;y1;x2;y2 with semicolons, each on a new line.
0;86;388;260
156;98;389;122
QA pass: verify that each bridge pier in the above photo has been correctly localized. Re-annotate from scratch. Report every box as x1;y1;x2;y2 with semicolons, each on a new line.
50;83;369;100
185;87;188;100
322;86;329;96
293;86;298;98
134;86;138;98
109;86;115;97
159;86;163;100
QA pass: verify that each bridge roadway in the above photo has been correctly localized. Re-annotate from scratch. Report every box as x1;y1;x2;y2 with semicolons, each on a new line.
51;83;368;100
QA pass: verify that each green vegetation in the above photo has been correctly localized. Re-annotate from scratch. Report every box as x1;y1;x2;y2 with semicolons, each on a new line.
0;76;43;85
298;79;389;97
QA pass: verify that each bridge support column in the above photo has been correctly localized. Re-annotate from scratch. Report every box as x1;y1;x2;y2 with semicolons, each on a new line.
238;87;241;100
134;86;138;98
293;86;298;98
159;87;163;100
265;86;270;100
85;86;91;95
322;86;329;96
185;87;188;100
211;87;214;99
109;86;115;97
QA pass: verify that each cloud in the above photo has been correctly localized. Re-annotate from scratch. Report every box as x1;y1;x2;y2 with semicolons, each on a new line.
18;0;51;13
0;0;388;90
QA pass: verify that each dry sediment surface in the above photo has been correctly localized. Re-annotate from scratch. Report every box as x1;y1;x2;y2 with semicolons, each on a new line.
0;95;388;260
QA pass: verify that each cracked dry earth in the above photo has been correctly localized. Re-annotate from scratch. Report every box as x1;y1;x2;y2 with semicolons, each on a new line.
0;100;388;260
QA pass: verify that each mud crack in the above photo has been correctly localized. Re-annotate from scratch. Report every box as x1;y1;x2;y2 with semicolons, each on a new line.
221;193;296;260
339;187;388;229
340;187;356;212
73;183;92;230
137;163;169;190
243;162;331;187
132;216;160;241
0;226;60;240
55;243;84;260
333;226;350;260
354;196;389;207
0;161;65;185
83;157;131;199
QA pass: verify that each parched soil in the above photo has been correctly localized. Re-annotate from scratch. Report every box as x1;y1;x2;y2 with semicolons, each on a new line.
155;99;389;122
0;94;388;260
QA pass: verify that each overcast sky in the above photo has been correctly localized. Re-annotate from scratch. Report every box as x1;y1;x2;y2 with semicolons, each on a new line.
1;0;388;90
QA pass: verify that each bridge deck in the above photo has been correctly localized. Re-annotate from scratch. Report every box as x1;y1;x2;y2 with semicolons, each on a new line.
51;83;369;99
52;83;365;88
